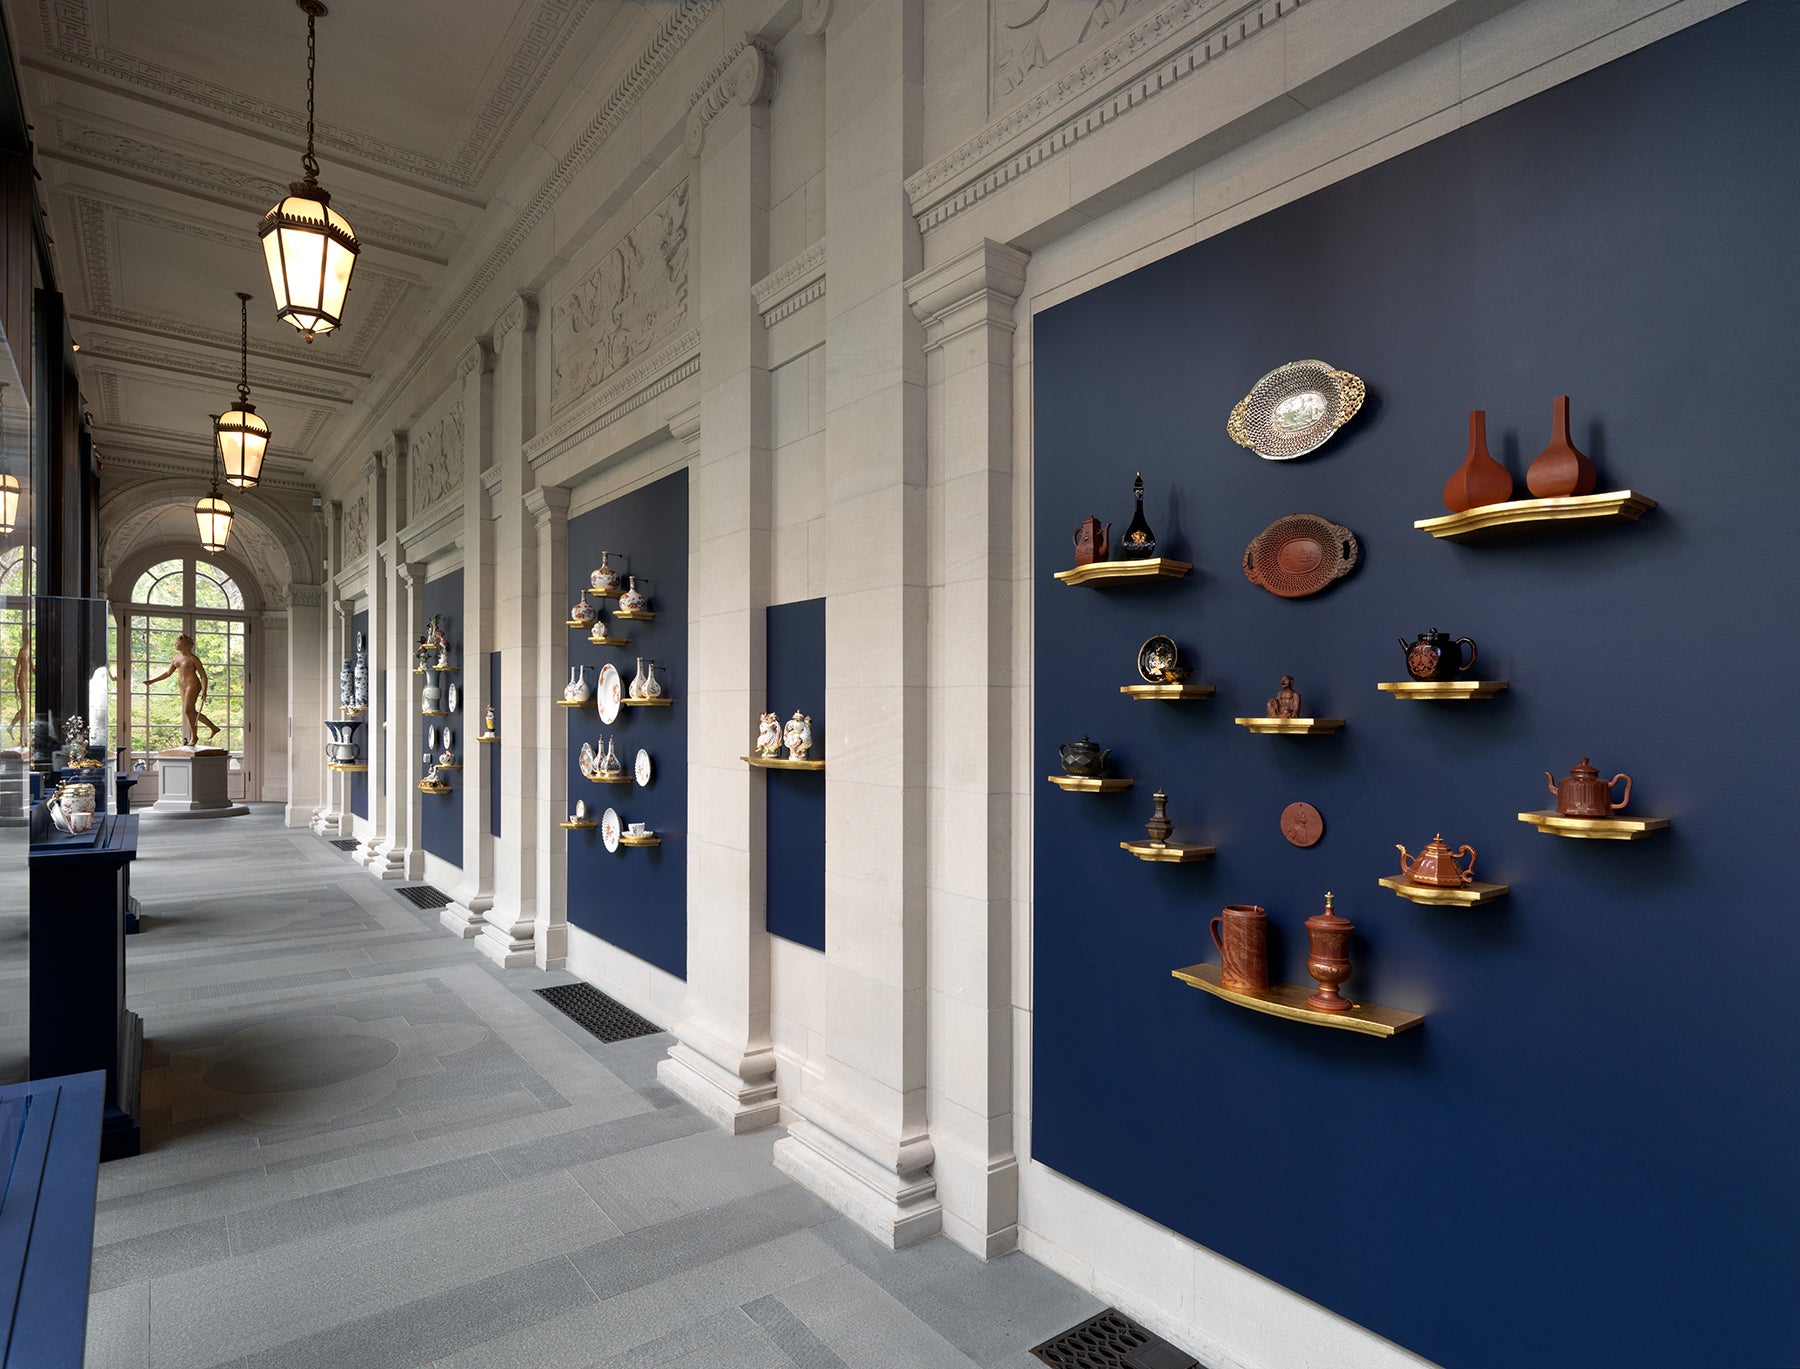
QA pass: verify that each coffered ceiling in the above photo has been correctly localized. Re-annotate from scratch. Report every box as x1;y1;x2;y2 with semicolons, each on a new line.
4;0;644;483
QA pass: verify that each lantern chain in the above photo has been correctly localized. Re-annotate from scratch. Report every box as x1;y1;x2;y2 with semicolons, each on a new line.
236;292;251;405
301;6;320;182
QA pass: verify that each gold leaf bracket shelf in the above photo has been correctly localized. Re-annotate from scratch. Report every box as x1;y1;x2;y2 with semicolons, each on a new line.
1172;963;1422;1037
1046;775;1133;792
1234;717;1344;735
612;609;657;621
1517;810;1669;841
560;819;596;830
1377;875;1508;906
1415;490;1655;542
1120;684;1215;701
417;781;452;794
584;774;631;785
1053;557;1191;587
421;710;448;717
584;587;622;599
623;698;673;708
742;756;825;771
618;833;661;847
1378;681;1508;701
1121;840;1213;863
586;635;629;646
554;699;588;709
478;735;500;744
327;762;367;773
436;763;462;771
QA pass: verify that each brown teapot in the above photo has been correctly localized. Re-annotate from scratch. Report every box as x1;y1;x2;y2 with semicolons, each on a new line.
1396;834;1476;887
1072;515;1111;566
1546;757;1631;817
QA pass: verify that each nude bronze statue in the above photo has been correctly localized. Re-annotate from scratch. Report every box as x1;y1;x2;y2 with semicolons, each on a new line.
145;633;221;748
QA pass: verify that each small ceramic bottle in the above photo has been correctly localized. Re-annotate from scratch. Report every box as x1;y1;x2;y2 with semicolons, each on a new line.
1525;394;1598;498
591;552;618;593
619;576;647;613
629;657;648;700
1442;410;1514;513
565;664;591;703
642;660;663;700
602;735;620;775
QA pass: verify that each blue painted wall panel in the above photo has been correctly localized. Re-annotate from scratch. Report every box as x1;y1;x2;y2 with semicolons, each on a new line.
765;598;825;951
419;570;463;867
488;650;501;840
565;471;688;980
1030;6;1800;1366
348;608;368;819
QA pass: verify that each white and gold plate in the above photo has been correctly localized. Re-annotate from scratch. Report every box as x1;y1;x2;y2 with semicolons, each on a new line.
634;748;652;787
597;663;623;725
600;806;622;852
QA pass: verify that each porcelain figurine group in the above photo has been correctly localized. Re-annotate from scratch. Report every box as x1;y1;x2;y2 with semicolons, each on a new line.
47;781;97;835
415;615;449;671
754;710;814;762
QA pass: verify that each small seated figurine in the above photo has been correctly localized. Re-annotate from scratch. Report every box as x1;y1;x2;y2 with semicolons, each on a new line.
783;711;814;762
1266;675;1302;719
754;711;783;759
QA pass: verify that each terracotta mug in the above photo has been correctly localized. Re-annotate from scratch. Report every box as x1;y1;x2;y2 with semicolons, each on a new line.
1210;904;1269;992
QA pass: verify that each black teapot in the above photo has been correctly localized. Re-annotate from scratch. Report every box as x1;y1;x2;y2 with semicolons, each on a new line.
1399;629;1477;681
1057;736;1112;778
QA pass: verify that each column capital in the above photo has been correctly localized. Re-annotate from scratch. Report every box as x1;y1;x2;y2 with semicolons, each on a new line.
396;560;427;589
492;292;538;343
363;449;385;482
685;35;776;158
459;338;495;379
905;239;1030;348
334;596;354;621
523;483;570;529
800;0;832;37
668;402;701;455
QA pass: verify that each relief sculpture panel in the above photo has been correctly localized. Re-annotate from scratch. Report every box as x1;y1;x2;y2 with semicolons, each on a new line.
343;494;369;563
411;401;465;515
991;0;1138;106
550;181;689;415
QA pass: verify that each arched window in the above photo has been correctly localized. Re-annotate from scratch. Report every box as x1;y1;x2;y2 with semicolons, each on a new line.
121;557;252;785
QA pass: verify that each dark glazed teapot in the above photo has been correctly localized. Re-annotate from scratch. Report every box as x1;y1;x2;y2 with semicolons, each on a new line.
1546;757;1631;817
1399;629;1477;681
1072;516;1110;566
1058;736;1111;777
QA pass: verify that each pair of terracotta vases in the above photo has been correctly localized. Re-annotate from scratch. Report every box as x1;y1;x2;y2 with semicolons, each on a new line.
1442;395;1595;513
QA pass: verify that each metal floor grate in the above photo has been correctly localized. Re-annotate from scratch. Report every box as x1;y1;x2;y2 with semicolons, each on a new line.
394;884;451;909
329;839;360;851
535;983;664;1044
1031;1310;1200;1369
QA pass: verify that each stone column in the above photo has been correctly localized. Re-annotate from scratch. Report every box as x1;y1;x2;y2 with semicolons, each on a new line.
909;238;1029;1259
773;1;940;1249
658;37;780;1135
445;339;496;938
478;293;542;968
525;484;570;970
289;583;328;829
360;445;408;878
314;595;353;833
393;557;427;881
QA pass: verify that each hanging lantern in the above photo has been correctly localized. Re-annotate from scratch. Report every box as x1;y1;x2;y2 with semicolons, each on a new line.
0;383;17;536
258;0;359;341
196;415;234;553
216;291;270;487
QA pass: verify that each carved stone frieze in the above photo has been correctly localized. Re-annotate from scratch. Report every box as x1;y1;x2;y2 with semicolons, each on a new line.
343;494;370;563
684;37;776;158
991;0;1140;105
549;182;689;415
525;329;700;468
289;584;326;609
410;400;466;516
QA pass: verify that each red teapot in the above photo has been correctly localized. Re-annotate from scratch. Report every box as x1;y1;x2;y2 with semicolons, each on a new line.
1072;516;1110;566
1396;834;1477;887
1546;757;1631;817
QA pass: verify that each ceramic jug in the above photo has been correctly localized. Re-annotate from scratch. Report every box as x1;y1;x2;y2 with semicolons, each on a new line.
1546;757;1630;817
590;552;619;593
1057;736;1110;777
1400;629;1478;681
1209;904;1268;992
1397;834;1477;887
1071;516;1110;566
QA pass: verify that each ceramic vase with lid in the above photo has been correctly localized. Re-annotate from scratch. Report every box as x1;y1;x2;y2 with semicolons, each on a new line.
590;553;619;594
1304;893;1355;1013
564;665;591;703
339;659;353;712
1526;394;1598;498
1442;410;1514;513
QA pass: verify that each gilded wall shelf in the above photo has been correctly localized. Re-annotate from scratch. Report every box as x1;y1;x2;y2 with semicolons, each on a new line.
585;773;631;784
584;587;622;599
436;763;462;771
1377;681;1508;701
1415;490;1655;542
560;819;596;830
742;756;825;771
417;780;452;794
1119;684;1215;701
612;609;657;621
622;697;673;707
1172;963;1423;1038
421;709;448;717
618;832;662;847
327;762;367;773
435;665;459;672
1046;775;1133;792
1234;717;1344;735
342;706;366;717
1377;875;1509;906
554;699;588;708
587;634;629;646
1517;810;1669;840
564;619;591;628
1120;840;1213;863
1053;557;1192;587
412;667;425;675
478;735;499;743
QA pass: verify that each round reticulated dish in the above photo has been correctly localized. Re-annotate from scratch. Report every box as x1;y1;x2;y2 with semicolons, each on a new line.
1227;360;1367;460
1242;513;1360;599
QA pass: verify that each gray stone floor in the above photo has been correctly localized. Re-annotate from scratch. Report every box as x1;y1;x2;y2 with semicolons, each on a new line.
72;806;1099;1368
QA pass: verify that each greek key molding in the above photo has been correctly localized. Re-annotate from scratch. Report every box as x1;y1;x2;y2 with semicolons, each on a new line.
525;328;700;469
685;36;776;158
905;0;1309;234
751;239;826;328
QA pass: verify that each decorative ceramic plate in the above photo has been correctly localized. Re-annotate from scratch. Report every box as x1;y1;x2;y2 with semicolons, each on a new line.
447;682;459;714
579;741;598;779
600;806;621;853
1136;635;1183;684
426;724;437;751
1243;514;1360;598
1227;361;1366;460
597;663;623;724
635;748;652;787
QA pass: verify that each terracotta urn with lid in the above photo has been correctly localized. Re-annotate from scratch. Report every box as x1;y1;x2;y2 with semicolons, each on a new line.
1546;757;1631;817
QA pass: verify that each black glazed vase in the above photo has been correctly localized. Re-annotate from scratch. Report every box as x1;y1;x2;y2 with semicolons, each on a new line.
1119;472;1156;558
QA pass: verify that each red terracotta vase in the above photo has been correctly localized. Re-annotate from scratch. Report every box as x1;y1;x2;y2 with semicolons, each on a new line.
1442;410;1513;513
1526;394;1598;498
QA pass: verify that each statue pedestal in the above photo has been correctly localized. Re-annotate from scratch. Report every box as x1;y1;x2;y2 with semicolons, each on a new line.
149;750;247;819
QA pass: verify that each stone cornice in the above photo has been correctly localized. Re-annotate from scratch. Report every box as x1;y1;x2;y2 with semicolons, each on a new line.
685;35;776;158
99;445;318;494
906;239;1030;347
524;328;701;469
524;484;571;527
751;240;826;328
903;0;1308;234
479;466;504;497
